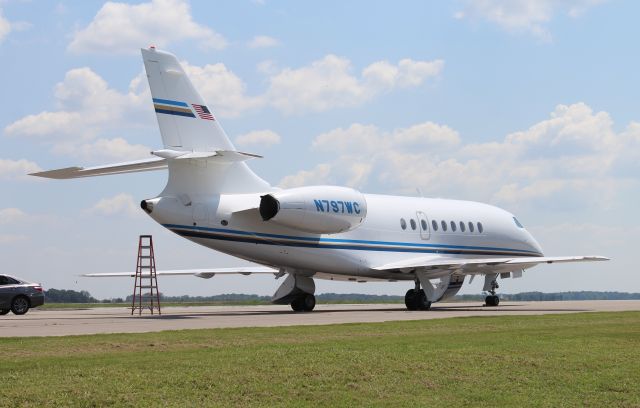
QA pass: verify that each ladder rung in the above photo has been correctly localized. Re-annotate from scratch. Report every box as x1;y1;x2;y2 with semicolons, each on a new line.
140;246;151;249
137;286;156;289
139;256;152;259
139;265;151;269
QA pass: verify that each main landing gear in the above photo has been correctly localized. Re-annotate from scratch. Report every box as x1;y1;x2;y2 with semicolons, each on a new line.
405;282;431;311
290;294;316;312
271;274;317;312
485;277;500;307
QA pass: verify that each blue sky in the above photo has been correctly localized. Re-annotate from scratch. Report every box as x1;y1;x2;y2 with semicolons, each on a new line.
1;0;638;299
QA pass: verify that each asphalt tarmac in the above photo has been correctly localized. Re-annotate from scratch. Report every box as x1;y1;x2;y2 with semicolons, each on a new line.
1;300;639;337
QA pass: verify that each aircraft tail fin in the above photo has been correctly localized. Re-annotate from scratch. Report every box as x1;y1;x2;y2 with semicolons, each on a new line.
31;48;271;194
141;47;270;194
142;47;232;151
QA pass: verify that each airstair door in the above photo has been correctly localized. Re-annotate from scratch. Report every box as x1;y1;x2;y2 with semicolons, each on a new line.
416;211;430;240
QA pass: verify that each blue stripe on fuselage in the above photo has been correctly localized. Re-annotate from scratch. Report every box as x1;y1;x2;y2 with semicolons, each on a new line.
162;223;542;257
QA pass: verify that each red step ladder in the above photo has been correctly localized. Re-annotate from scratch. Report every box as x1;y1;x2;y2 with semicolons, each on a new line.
131;235;161;315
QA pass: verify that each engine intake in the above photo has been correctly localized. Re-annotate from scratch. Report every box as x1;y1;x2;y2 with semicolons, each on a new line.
258;186;367;234
259;194;279;221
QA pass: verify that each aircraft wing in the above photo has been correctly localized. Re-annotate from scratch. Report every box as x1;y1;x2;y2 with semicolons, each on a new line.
83;266;278;279
373;255;610;275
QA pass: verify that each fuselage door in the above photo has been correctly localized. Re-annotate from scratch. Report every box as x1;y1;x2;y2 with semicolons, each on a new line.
416;211;430;240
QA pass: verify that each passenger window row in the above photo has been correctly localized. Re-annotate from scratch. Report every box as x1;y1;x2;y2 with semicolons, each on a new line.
400;218;484;234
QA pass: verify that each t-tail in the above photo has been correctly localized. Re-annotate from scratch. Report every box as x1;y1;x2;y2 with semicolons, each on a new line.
31;47;271;196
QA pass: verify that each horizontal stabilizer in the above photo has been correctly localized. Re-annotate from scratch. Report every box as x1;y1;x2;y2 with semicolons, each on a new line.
30;157;167;179
151;149;262;162
31;150;262;179
83;266;278;279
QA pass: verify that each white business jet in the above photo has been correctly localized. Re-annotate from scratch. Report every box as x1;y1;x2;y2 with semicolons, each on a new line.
32;47;608;312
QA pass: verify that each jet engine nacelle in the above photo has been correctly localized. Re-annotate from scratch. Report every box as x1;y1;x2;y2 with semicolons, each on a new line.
259;186;367;234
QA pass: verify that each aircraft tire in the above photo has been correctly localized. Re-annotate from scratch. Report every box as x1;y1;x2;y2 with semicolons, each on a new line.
0;309;10;315
11;296;30;315
485;295;499;307
291;298;305;312
405;289;418;310
302;294;316;312
415;289;432;310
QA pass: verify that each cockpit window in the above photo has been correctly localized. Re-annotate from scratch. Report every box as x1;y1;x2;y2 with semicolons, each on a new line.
513;217;524;228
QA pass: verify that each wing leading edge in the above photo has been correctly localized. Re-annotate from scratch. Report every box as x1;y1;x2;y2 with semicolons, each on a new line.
83;266;278;279
373;255;610;274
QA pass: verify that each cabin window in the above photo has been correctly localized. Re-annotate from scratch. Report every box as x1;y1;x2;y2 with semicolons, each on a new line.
441;220;447;231
420;219;428;231
410;219;417;230
450;221;457;232
432;220;438;231
469;222;474;233
460;221;466;232
513;217;524;228
400;218;407;230
477;222;484;233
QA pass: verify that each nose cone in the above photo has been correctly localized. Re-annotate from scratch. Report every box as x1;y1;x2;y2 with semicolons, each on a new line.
526;231;544;256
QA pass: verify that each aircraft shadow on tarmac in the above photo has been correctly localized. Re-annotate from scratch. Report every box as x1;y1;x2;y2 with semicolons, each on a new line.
6;304;591;322
122;304;590;319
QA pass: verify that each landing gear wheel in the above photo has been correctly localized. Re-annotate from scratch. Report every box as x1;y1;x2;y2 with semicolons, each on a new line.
291;298;304;312
301;294;316;312
485;295;500;307
416;289;432;311
290;294;316;312
405;289;418;311
11;296;30;315
405;289;432;311
0;309;9;315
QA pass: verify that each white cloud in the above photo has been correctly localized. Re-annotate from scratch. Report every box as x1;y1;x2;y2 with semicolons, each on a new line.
455;0;607;41
87;193;141;217
235;130;281;147
0;234;27;244
312;122;459;153
247;35;280;48
182;61;263;118
266;55;443;114
0;8;29;44
53;138;151;162
278;164;333;188
0;9;11;43
363;59;445;89
0;208;27;225
0;159;42;180
284;102;638;210
5;68;152;162
68;0;227;54
5;67;148;140
186;54;442;116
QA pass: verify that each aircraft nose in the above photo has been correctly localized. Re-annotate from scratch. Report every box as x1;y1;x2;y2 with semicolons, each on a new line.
527;232;544;256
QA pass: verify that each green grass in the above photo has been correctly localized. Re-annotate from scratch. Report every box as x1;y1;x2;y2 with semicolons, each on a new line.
2;312;639;407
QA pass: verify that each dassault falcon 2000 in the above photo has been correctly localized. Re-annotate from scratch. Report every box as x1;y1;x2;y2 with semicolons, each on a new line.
32;47;608;312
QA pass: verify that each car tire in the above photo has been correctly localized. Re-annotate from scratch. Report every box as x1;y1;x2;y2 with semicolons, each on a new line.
11;296;30;315
0;309;10;315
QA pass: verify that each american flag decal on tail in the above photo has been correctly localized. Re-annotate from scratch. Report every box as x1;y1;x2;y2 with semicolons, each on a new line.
192;104;215;121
